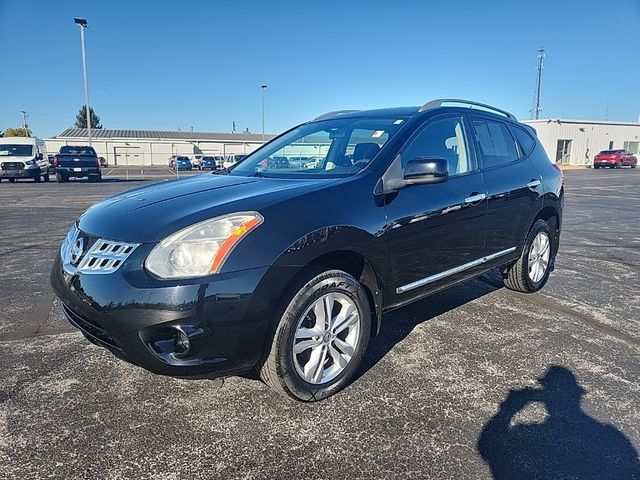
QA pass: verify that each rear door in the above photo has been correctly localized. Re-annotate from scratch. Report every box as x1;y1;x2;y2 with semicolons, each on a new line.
470;115;543;258
385;114;488;305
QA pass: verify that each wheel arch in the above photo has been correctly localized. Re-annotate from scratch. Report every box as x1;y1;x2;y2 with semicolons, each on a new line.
531;205;560;254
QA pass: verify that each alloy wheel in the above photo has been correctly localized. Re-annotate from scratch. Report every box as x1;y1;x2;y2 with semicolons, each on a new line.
292;292;361;385
528;231;550;283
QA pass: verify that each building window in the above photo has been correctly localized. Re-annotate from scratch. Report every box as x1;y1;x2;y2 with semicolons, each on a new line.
623;141;639;154
609;141;614;150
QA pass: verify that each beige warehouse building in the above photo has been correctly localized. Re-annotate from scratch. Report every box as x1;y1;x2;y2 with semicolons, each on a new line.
45;129;275;166
521;119;640;166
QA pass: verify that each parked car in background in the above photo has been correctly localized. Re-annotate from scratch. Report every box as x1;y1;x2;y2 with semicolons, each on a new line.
52;99;563;402
212;156;225;170
593;150;637;169
199;156;217;170
192;156;202;168
98;157;108;167
0;137;51;183
169;156;192;171
223;154;246;170
53;146;101;183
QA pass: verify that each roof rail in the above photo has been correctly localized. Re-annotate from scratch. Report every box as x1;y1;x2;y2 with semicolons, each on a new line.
313;110;361;121
418;99;517;120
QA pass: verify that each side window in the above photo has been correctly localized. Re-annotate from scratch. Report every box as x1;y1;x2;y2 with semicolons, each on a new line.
472;119;519;168
402;116;472;175
512;125;536;157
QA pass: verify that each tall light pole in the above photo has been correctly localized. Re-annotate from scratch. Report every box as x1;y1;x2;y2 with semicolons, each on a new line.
74;17;92;146
20;111;29;136
260;84;267;142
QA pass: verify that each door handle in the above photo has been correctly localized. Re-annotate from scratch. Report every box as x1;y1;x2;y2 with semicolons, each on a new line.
526;179;541;190
464;193;486;204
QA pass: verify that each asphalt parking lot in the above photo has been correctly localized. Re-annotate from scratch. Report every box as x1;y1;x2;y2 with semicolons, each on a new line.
1;167;639;479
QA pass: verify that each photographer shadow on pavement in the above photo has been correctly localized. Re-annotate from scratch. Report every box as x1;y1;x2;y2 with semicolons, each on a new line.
477;365;640;480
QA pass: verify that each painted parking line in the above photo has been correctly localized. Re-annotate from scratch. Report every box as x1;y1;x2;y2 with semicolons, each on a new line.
568;192;640;200
104;168;115;176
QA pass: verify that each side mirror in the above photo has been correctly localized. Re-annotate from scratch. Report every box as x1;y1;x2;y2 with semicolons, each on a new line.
403;157;448;185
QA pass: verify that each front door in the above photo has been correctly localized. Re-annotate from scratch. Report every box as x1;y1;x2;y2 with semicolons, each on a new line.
555;139;572;164
385;115;487;305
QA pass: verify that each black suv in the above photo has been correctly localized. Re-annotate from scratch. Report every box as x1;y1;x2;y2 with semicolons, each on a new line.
52;99;563;401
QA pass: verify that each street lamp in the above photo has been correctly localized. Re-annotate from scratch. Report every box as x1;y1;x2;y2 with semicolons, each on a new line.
74;17;92;147
260;84;267;142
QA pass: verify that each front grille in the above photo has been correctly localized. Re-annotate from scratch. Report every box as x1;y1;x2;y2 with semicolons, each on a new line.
62;304;122;351
76;239;139;274
1;162;24;170
60;224;139;275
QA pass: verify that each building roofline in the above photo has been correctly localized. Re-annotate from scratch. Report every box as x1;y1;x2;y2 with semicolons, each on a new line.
522;118;640;127
51;128;276;142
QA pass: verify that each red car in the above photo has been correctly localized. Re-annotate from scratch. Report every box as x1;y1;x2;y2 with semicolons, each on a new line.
593;150;637;169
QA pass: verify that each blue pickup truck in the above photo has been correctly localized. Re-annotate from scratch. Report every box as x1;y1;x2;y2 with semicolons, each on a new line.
54;146;102;183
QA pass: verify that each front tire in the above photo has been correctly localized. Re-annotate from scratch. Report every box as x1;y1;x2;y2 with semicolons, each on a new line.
259;269;371;402
504;219;554;293
56;173;68;183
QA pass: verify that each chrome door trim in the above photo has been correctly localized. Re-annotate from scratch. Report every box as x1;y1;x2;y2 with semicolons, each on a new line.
396;246;517;294
464;193;487;204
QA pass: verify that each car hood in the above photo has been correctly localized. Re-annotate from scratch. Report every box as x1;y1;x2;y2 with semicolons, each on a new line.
77;173;335;242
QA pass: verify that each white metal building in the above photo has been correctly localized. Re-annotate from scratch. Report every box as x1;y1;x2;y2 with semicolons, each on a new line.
45;129;275;166
521;119;640;166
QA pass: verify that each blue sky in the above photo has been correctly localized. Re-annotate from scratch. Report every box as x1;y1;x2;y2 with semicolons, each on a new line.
1;0;639;138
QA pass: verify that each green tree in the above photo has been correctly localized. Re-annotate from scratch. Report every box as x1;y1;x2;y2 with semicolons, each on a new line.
3;127;32;137
74;106;103;129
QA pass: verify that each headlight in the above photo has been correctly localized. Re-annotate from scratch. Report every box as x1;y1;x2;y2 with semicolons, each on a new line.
145;212;263;279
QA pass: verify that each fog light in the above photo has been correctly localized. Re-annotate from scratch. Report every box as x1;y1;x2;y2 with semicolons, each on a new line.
173;327;190;357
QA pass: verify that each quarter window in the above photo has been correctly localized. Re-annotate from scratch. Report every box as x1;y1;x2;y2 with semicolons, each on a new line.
512;126;536;157
473;120;519;168
402;117;472;175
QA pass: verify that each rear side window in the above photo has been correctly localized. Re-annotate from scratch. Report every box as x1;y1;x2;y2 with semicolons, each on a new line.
472;119;519;168
512;126;536;157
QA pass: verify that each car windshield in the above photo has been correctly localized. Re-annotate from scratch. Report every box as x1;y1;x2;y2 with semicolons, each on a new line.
60;146;96;155
600;150;623;154
229;117;406;178
0;144;33;156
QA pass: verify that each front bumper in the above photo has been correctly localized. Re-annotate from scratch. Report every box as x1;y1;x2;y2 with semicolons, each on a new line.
51;249;273;378
0;168;39;179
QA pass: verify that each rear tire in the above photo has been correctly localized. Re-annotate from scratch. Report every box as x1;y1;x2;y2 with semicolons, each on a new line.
259;268;371;402
504;219;554;293
56;173;67;183
8;178;16;183
43;170;50;182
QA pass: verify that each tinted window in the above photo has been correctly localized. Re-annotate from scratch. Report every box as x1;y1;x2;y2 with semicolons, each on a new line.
512;126;536;157
402;116;472;175
473;120;519;168
59;146;96;155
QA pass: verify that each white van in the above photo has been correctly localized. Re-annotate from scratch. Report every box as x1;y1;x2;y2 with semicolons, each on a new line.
0;137;51;182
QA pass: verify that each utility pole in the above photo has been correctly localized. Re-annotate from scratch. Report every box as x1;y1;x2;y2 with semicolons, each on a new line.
260;84;268;142
531;48;545;120
20;111;29;136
